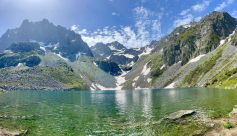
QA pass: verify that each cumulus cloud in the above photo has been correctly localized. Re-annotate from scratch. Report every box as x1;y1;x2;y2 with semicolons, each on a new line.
71;25;78;31
192;0;210;11
74;26;142;48
179;9;190;15
70;25;89;35
72;6;163;48
178;0;211;16
231;10;237;18
214;0;234;11
173;14;193;27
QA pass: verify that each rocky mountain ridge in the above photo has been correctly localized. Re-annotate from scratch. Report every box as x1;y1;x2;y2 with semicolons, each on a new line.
91;41;154;66
1;11;237;91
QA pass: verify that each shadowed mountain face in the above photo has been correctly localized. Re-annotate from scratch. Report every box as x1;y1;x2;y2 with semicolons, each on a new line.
0;19;93;59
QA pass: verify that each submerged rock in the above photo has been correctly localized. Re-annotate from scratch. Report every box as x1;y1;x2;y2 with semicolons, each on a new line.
165;110;195;120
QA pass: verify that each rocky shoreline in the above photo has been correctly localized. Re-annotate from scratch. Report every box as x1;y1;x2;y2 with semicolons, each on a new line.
153;108;237;135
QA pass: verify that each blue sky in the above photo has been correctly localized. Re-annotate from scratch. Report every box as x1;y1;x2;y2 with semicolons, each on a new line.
0;0;237;48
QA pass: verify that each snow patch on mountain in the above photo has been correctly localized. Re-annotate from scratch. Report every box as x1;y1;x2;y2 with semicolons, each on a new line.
138;47;153;57
133;76;139;81
40;47;46;51
134;48;140;51
165;81;177;89
121;54;134;58
141;63;150;76
4;50;13;53
90;70;129;90
182;24;191;28
54;53;69;61
106;55;111;59
160;64;166;70
147;78;152;83
160;48;163;53
17;63;24;67
127;61;134;66
188;54;206;64
30;40;59;49
108;45;122;51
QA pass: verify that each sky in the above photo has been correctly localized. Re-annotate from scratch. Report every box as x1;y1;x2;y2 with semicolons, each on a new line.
0;0;237;48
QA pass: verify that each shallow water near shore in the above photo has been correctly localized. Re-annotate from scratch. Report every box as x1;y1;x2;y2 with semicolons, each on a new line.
0;88;237;135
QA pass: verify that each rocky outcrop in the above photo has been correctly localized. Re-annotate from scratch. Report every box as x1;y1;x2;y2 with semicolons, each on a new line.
0;42;43;68
25;56;41;67
95;60;122;76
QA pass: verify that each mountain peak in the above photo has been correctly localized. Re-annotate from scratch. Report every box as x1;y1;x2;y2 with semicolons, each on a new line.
21;19;30;27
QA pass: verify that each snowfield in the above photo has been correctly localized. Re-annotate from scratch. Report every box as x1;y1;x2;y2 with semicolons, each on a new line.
138;47;153;57
141;63;151;76
165;81;177;89
188;54;206;64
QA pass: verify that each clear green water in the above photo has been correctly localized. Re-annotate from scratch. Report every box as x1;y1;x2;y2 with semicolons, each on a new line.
1;88;237;135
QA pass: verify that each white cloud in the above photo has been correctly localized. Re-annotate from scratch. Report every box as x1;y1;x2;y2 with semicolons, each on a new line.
70;25;89;35
173;14;193;27
72;6;163;48
141;0;147;3
214;0;234;11
179;9;190;15
76;26;144;48
71;25;78;31
192;0;210;11
195;16;202;21
231;10;237;18
112;12;119;16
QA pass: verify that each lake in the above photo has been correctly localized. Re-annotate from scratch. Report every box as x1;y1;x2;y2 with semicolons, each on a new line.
0;87;237;135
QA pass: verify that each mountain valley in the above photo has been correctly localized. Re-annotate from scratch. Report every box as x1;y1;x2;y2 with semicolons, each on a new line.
1;11;237;91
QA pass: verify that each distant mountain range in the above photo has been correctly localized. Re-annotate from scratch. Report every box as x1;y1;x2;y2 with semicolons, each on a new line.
0;11;237;91
91;41;154;66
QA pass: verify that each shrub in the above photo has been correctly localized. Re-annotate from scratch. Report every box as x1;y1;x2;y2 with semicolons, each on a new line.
223;123;233;129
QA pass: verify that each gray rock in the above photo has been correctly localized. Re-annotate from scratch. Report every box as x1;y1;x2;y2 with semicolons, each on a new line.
165;110;195;120
232;108;237;114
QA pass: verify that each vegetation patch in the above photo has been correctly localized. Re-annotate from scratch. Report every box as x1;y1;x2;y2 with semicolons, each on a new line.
43;62;89;90
182;48;223;87
120;66;132;71
178;28;199;40
223;123;234;129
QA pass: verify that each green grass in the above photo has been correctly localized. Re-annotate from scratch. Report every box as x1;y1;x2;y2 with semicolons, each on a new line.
153;120;208;136
223;123;234;129
178;28;199;40
43;62;89;90
182;47;223;87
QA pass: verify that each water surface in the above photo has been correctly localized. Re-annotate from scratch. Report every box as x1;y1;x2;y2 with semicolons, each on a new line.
0;88;237;135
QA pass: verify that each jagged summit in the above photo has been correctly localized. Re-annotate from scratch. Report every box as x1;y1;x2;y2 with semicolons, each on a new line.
0;19;93;60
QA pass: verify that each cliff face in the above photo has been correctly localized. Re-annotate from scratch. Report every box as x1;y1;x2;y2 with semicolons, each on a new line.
95;60;122;76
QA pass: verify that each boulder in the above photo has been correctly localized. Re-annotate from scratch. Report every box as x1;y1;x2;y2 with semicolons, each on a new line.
165;110;195;120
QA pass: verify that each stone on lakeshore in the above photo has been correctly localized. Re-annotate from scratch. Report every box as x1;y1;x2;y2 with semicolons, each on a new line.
165;110;195;120
232;108;237;115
